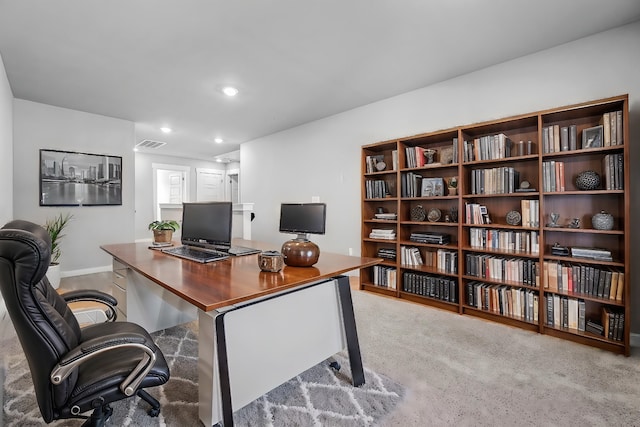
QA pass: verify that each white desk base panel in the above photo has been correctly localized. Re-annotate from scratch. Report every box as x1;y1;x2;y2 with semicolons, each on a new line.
121;269;362;427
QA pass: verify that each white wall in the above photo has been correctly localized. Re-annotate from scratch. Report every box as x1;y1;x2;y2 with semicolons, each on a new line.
134;152;225;241
0;52;13;225
13;100;135;275
242;21;640;325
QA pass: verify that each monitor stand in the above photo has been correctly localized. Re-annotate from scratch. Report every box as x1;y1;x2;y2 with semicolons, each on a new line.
281;234;320;267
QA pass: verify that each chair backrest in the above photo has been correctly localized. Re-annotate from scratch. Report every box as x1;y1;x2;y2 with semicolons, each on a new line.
0;220;82;422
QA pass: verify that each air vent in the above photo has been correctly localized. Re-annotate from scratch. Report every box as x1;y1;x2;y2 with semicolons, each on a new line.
136;139;166;149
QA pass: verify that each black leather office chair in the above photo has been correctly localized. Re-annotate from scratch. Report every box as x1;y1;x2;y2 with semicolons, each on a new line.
0;220;170;426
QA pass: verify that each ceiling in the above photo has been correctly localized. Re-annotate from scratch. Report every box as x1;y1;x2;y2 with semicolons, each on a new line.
1;1;639;161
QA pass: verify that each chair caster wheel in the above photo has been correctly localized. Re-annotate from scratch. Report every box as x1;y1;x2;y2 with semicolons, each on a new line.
148;408;160;417
329;361;341;371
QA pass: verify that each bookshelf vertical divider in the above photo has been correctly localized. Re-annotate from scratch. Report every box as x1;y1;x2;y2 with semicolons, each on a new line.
360;95;630;355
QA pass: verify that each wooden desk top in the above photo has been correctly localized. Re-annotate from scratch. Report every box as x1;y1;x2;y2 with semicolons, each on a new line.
101;240;381;312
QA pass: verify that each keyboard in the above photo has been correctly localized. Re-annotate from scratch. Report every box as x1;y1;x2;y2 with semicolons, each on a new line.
162;246;229;263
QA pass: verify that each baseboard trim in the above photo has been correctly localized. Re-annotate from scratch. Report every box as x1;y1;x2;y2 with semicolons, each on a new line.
60;265;112;278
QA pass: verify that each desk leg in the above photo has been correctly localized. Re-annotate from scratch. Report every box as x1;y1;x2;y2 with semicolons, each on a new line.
215;313;234;427
336;275;365;387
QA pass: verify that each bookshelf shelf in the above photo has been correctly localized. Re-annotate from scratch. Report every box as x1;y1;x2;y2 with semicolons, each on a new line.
360;95;630;355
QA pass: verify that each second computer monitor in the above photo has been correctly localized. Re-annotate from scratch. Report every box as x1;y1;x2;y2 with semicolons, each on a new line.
181;201;233;249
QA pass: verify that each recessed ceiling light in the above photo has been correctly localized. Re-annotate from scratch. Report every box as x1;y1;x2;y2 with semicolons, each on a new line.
214;138;223;143
160;127;172;133
216;158;223;162
222;86;238;97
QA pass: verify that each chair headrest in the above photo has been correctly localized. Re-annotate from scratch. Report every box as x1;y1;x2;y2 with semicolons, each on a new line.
0;220;52;283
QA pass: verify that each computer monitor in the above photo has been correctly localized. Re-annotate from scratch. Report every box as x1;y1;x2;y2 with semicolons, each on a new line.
181;201;232;250
279;203;326;241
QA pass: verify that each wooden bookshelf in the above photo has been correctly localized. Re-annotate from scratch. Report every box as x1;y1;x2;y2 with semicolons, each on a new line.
360;95;630;355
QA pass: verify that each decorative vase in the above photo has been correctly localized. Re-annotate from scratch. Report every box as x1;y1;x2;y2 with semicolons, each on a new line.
592;210;614;230
281;239;320;267
575;170;601;191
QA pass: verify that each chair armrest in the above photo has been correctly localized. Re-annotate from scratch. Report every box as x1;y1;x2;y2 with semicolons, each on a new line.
62;289;118;322
51;332;157;396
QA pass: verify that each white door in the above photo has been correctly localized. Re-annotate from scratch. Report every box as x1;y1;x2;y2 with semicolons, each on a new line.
169;173;183;204
196;168;224;201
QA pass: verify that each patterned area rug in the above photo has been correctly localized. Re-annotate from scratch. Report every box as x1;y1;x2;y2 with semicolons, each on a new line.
2;322;405;426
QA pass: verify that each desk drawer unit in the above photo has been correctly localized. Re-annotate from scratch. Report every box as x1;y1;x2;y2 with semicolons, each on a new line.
112;259;128;320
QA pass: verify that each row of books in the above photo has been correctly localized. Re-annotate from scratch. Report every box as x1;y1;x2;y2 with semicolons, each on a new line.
469;167;520;195
542;124;578;153
545;294;585;331
400;246;458;273
464;203;490;225
402;272;457;303
545;295;624;341
465;254;539;287
405;140;457;169
372;265;397;289
542;160;565;192
469;228;539;254
602;153;624;190
369;228;396;240
401;173;446;198
543;260;624;302
364;179;392;199
602;110;624;147
465;281;538;323
462;133;534;162
519;199;540;228
364;154;385;174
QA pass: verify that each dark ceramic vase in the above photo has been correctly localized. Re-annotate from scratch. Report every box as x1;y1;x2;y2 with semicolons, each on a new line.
281;239;320;267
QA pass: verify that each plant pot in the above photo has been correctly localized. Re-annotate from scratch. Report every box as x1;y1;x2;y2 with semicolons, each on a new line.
448;187;457;196
47;263;61;289
153;229;174;243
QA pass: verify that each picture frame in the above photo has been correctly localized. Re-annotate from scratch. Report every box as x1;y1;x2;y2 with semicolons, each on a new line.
421;177;444;197
582;125;603;149
39;149;122;206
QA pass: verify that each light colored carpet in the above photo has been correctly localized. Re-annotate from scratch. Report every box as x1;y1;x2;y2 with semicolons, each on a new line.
2;321;405;426
351;289;640;426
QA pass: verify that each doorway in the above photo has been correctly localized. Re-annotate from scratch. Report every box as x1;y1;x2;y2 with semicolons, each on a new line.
152;163;190;221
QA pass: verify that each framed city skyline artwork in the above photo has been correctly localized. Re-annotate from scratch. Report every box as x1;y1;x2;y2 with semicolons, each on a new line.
39;149;122;206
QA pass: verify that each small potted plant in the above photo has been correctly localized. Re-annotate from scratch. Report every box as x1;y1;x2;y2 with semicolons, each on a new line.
45;213;73;289
448;177;458;196
148;220;180;243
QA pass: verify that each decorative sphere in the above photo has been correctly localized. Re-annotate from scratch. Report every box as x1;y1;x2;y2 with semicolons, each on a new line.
592;210;614;230
575;170;601;191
